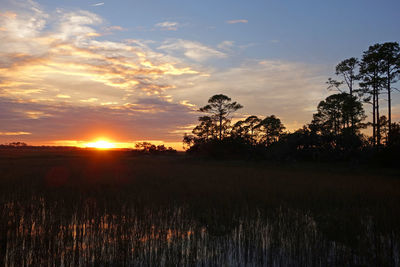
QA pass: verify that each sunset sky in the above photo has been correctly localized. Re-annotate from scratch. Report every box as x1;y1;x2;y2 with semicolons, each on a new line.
1;0;399;149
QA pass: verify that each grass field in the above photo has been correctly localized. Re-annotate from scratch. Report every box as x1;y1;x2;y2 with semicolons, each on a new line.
0;148;399;266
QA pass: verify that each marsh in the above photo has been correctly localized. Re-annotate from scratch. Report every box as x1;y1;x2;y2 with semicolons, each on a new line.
0;148;399;266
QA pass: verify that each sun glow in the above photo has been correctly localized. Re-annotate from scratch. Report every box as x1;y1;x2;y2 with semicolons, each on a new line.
84;140;116;149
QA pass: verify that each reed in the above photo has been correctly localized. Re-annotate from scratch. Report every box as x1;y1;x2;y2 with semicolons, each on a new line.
0;149;399;266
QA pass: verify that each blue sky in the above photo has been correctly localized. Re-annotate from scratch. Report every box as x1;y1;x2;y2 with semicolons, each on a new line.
33;0;400;63
0;0;399;148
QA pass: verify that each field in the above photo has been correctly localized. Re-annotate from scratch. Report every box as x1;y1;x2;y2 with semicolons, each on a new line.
0;148;399;266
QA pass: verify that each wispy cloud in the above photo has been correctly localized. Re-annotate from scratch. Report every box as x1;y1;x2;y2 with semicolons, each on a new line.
158;39;226;62
0;131;32;136
217;40;235;51
170;59;329;131
91;2;104;7
0;2;200;144
0;98;197;143
56;94;71;99
104;25;125;32
0;1;344;145
226;19;248;24
0;7;198;100
155;21;179;31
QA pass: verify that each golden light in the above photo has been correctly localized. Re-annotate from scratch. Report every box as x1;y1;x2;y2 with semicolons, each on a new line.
84;140;116;149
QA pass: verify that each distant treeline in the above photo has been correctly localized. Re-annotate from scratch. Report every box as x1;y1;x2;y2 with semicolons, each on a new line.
0;142;178;154
183;42;400;165
0;142;80;150
134;142;177;154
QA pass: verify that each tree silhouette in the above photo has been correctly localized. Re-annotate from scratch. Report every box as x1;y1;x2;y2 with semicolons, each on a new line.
326;58;360;131
379;115;389;145
135;142;176;153
199;94;243;140
311;93;365;136
359;44;386;146
192;116;217;141
327;57;359;96
257;115;285;146
183;51;398;160
377;42;400;144
231;115;261;144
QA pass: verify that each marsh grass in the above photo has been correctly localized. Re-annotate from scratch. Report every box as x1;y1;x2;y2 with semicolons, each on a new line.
0;149;399;266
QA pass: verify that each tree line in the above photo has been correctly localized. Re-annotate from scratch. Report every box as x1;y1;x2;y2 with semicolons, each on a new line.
183;42;400;163
327;42;400;145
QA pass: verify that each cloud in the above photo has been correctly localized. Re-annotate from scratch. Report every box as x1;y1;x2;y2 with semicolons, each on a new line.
217;40;235;51
26;110;50;119
169;59;330;131
0;4;47;39
155;21;179;31
56;94;71;98
0;7;199;101
55;10;103;41
0;97;197;143
91;2;104;7
104;25;125;32
158;39;226;62
2;1;380;145
226;19;248;24
0;2;201;145
80;98;98;103
0;131;31;136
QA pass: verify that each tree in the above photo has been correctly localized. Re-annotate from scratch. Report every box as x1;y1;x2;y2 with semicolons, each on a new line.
327;57;359;96
359;44;386;146
390;122;400;146
183;133;195;149
311;93;366;151
135;142;156;153
192;116;217;141
199;94;243;140
231;115;261;144
135;142;176;153
378;115;389;145
156;145;167;152
327;58;360;131
7;142;28;147
256;115;285;146
378;42;400;144
312;93;365;136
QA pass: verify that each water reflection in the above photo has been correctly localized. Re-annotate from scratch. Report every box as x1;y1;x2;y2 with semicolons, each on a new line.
1;197;399;266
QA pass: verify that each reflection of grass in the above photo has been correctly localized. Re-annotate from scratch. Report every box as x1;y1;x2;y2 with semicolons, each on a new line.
0;148;399;265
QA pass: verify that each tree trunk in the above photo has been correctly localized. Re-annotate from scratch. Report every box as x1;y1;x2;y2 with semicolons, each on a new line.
387;69;392;145
376;87;381;146
219;115;222;140
349;79;354;132
349;78;353;96
372;91;376;146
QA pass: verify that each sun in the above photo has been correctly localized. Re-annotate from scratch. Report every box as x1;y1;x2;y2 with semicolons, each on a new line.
84;140;116;149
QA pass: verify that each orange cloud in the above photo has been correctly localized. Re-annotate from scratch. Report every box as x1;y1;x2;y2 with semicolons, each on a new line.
1;2;362;147
1;12;17;19
0;131;31;136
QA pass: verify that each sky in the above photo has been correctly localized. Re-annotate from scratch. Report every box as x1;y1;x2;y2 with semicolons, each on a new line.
0;0;399;149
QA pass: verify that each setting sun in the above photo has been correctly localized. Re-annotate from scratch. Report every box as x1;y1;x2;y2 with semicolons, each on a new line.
84;140;116;149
